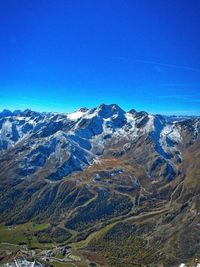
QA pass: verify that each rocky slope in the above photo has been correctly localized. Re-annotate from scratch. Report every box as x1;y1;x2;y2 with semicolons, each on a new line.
0;104;199;267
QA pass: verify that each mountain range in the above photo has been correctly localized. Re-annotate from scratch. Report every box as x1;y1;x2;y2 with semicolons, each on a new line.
0;104;199;267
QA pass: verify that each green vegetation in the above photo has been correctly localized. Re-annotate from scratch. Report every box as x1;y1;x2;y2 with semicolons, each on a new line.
65;190;133;231
0;222;49;247
49;263;77;267
0;182;94;226
35;226;72;244
88;222;154;267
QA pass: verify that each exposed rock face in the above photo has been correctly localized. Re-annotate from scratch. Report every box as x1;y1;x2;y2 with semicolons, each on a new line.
0;104;199;267
0;104;198;182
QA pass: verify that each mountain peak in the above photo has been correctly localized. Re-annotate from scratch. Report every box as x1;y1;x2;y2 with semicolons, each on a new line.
98;103;123;110
78;107;89;113
128;108;137;114
96;103;125;118
0;109;13;117
0;104;199;267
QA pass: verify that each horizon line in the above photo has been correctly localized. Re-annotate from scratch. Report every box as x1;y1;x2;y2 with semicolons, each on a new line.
0;105;200;117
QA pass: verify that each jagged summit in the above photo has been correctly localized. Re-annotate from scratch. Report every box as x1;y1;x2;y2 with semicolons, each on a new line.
77;107;89;113
0;104;200;266
0;103;199;181
95;103;125;119
0;109;21;117
1;105;199;121
128;108;137;114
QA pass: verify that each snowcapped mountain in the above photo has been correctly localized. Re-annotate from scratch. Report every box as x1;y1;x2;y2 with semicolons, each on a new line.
0;104;199;181
0;104;200;267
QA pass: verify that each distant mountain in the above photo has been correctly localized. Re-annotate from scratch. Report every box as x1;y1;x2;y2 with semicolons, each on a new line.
0;104;199;267
163;114;199;122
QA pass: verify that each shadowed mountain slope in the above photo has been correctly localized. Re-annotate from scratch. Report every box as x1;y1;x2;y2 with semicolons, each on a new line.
0;104;199;267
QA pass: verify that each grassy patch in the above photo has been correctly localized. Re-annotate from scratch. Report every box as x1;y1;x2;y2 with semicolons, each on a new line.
0;224;27;244
0;222;49;246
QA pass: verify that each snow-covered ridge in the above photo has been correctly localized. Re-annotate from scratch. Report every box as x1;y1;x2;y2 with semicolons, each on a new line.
0;104;199;180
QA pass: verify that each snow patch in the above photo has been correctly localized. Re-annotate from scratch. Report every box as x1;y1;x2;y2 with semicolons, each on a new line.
67;110;86;120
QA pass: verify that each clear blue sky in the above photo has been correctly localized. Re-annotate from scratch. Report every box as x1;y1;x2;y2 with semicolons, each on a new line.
0;0;200;114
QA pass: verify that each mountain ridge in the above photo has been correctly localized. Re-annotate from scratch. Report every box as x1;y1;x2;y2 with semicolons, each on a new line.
0;103;199;267
0;104;199;181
